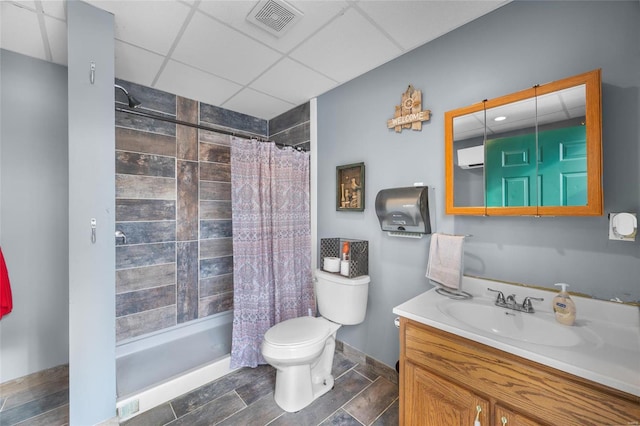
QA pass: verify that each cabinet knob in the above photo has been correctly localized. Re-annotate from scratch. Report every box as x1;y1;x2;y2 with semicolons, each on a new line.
501;416;508;425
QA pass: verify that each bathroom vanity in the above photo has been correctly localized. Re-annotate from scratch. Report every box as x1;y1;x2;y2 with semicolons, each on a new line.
393;277;640;425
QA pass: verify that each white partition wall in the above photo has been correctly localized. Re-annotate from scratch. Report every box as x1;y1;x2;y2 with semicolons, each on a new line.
67;2;116;423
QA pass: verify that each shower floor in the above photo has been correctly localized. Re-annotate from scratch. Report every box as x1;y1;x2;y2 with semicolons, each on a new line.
116;319;233;399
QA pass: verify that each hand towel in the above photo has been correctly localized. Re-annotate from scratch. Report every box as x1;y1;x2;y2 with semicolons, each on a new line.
425;233;464;290
1;247;13;319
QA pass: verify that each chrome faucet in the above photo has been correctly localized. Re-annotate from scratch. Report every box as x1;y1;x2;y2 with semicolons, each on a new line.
506;294;518;308
521;296;544;313
487;288;543;313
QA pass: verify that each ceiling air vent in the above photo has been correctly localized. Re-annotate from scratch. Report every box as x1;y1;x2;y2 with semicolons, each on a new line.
246;0;303;38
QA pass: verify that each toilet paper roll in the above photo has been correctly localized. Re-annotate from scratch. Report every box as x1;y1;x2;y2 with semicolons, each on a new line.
323;257;340;272
340;260;350;277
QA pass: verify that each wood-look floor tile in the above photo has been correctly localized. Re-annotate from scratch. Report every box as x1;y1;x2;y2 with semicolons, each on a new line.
13;403;68;426
120;403;176;426
234;369;276;405
331;352;358;379
268;369;370;426
168;391;245;426
318;408;363;426
216;393;282;426
343;377;398;426
0;389;68;425
0;366;68;400
170;366;272;418
371;399;399;426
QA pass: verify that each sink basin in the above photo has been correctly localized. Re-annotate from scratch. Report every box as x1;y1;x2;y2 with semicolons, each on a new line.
438;301;583;347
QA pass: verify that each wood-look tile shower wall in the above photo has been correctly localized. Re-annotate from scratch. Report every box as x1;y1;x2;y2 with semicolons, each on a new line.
114;80;268;342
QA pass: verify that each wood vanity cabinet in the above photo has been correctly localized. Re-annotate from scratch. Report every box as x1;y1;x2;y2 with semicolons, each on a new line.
398;318;640;426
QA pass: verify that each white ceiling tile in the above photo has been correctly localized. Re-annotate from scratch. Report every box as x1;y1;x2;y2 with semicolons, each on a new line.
44;15;67;65
156;60;243;107
357;1;507;51
7;1;36;12
197;0;349;53
289;7;401;83
2;0;510;119
115;41;165;87
85;0;191;55
0;2;45;61
40;1;66;20
171;10;281;85
223;88;295;120
251;58;337;105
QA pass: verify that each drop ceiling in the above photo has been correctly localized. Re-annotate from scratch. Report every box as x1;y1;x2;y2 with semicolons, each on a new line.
1;0;509;120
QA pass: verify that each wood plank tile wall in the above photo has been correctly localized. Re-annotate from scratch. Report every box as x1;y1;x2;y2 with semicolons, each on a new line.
114;81;309;343
114;79;270;342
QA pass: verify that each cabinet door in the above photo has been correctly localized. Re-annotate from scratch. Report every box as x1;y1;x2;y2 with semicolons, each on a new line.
495;405;545;426
404;361;489;426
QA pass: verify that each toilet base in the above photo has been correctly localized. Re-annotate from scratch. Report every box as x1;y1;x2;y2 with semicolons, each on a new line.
273;366;334;412
272;335;337;412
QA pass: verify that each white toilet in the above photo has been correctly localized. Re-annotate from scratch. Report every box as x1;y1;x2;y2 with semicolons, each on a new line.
261;269;370;412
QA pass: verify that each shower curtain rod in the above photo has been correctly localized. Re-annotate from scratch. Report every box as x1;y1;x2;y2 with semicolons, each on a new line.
115;105;306;151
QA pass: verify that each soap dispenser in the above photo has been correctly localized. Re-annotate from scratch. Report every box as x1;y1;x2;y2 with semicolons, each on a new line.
552;283;576;326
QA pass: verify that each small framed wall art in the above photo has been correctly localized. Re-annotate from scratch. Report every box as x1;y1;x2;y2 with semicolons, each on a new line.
336;162;365;211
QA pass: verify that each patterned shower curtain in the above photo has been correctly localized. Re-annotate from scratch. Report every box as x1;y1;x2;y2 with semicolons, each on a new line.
230;137;315;368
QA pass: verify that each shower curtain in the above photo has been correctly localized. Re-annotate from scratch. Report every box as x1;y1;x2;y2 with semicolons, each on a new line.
230;137;315;368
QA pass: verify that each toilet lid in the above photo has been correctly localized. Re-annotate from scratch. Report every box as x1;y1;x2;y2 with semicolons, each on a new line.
264;317;329;346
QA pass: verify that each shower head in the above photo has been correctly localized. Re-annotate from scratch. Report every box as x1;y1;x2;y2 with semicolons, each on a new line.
115;84;142;108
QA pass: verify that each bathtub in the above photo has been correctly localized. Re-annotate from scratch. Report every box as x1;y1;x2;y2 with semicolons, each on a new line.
115;311;235;420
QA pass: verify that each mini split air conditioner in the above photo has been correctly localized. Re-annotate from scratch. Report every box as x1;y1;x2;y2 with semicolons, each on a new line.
457;145;484;169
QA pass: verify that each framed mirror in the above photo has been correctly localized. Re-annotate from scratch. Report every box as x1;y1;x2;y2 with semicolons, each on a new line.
445;69;602;216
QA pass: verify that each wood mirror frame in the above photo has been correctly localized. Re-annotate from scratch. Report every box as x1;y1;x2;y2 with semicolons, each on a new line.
445;69;602;216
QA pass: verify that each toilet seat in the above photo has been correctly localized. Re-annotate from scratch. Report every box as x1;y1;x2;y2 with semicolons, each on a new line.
264;316;330;347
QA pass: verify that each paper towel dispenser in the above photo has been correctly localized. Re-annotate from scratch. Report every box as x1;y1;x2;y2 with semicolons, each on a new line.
375;186;431;235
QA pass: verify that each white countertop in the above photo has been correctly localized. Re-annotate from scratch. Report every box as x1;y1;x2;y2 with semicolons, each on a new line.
393;276;640;397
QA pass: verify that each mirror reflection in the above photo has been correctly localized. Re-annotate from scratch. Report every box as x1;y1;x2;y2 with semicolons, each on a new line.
446;70;601;216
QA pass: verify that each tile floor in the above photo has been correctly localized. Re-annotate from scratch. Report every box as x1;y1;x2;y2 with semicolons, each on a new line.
0;351;398;426
0;365;70;426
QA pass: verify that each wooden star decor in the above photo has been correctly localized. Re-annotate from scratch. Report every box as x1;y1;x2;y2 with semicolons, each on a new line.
387;85;431;132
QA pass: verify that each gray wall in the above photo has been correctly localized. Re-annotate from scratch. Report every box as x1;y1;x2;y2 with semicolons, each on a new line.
0;49;69;383
317;1;640;368
67;2;116;423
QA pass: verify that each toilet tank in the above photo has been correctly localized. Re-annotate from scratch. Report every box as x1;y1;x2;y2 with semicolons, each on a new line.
314;269;370;325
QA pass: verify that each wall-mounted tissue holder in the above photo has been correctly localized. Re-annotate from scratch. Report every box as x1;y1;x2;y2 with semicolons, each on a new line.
609;212;637;241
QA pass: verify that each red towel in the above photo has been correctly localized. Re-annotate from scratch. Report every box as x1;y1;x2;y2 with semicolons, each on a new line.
0;247;13;319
